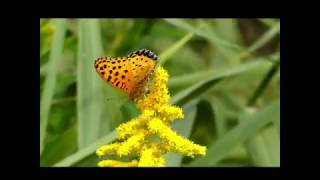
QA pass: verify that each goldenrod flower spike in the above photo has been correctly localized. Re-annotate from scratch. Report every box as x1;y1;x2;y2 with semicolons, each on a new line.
136;67;170;111
116;110;154;140
147;118;206;157
98;160;138;167
158;105;184;122
117;133;145;157
96;143;120;157
97;66;207;167
138;147;164;167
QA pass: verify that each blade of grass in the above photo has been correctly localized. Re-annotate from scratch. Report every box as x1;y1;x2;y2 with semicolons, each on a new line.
169;59;272;89
208;96;228;137
204;19;243;66
229;22;280;63
73;154;100;167
164;19;244;64
171;76;222;106
245;133;271;166
52;96;76;105
163;19;241;50
199;19;244;61
40;19;66;156
261;125;280;166
247;22;280;57
159;31;194;65
53;131;116;167
77;19;105;149
247;59;280;106
170;60;272;106
213;19;241;43
40;64;48;76
258;19;279;27
189;99;279;166
40;124;77;166
243;57;280;166
108;19;130;55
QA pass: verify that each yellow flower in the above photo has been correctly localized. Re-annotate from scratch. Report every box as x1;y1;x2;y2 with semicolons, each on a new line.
158;105;184;122
148;118;206;157
136;67;170;111
138;147;165;167
97;66;206;167
96;143;120;157
98;160;138;167
117;133;145;157
116;110;154;140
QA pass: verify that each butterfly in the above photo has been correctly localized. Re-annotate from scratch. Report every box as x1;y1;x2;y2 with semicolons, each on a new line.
94;49;159;100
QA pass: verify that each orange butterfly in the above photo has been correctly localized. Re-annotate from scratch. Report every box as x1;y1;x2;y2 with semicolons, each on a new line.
94;49;158;100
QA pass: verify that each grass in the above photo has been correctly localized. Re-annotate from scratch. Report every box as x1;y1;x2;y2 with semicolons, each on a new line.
40;19;66;156
77;19;105;149
189;99;280;166
40;18;280;167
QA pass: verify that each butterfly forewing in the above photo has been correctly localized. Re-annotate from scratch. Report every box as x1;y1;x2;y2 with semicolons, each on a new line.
95;57;133;93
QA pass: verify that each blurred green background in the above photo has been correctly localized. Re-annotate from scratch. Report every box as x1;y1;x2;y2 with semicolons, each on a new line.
40;18;280;167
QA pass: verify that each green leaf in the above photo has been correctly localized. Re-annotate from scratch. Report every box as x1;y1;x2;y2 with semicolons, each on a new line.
245;124;280;166
261;125;280;166
53;131;116;167
170;60;272;106
208;97;228;137
208;19;242;66
74;154;100;167
229;22;280;63
245;134;272;166
159;31;194;65
40;124;77;166
77;19;105;149
247;22;280;56
258;19;279;27
247;59;280;106
189;99;279;166
213;19;241;43
40;19;66;155
169;59;272;90
163;19;241;50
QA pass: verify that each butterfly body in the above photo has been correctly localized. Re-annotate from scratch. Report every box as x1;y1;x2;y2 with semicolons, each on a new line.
94;49;158;100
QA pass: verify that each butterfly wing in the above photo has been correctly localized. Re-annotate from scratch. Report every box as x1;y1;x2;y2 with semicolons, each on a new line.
94;49;158;100
94;57;133;93
127;49;158;99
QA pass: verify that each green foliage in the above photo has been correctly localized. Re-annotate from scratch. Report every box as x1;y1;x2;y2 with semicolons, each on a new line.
40;18;280;167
